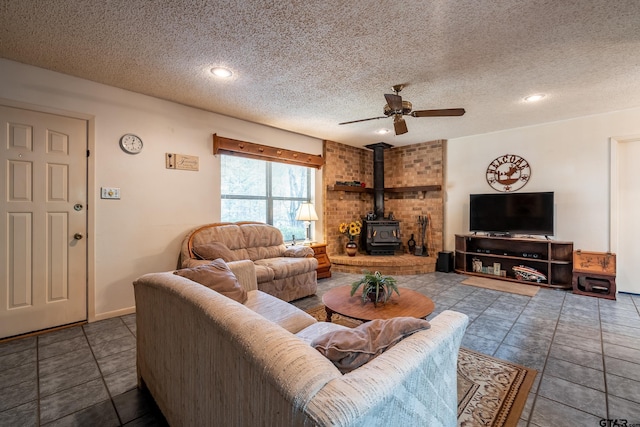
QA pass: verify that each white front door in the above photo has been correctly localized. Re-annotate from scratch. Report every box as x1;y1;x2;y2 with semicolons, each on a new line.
612;136;640;295
0;105;87;338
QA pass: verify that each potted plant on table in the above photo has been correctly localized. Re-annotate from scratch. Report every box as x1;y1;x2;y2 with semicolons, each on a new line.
350;270;400;307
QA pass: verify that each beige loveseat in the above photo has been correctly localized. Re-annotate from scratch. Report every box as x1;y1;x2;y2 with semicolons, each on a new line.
179;221;317;301
134;261;469;427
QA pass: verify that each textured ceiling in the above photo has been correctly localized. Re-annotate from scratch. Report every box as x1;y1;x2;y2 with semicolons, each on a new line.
1;0;640;147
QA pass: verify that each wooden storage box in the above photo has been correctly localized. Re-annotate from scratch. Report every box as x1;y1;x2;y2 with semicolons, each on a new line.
573;250;616;275
572;250;616;300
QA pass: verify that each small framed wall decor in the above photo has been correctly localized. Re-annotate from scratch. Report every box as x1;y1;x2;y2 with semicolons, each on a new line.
166;153;199;171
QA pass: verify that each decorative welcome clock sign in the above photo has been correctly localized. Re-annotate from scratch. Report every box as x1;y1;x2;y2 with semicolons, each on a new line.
486;154;531;192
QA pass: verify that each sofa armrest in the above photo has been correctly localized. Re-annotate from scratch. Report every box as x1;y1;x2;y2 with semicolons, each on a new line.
178;259;257;292
227;259;258;292
283;245;314;258
305;310;469;427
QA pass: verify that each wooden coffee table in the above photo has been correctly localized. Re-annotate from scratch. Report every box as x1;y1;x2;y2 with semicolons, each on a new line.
322;285;435;323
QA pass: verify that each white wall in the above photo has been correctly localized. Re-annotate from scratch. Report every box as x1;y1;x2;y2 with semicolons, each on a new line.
445;108;640;252
0;59;323;319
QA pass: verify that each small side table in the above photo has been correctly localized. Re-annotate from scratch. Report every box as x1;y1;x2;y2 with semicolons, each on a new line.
311;243;332;279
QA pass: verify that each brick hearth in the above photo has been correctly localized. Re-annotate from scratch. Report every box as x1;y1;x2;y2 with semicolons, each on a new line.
331;253;436;275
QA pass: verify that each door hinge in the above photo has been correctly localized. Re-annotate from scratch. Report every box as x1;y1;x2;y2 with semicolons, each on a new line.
87;149;90;157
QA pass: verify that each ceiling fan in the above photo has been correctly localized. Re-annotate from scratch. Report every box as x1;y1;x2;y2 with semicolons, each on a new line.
339;84;465;135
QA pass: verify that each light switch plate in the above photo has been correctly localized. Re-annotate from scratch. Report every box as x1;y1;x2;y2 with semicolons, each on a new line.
101;187;121;199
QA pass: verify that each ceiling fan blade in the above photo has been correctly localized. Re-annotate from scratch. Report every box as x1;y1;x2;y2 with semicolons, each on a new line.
384;93;403;112
393;115;408;135
338;116;387;125
411;108;466;117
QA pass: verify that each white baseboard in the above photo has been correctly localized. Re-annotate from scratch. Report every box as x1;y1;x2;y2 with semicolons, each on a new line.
91;306;136;322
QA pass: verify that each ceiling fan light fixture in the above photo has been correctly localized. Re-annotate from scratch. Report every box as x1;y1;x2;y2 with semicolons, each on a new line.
524;93;545;102
376;128;390;134
383;101;412;116
338;84;465;134
211;67;233;78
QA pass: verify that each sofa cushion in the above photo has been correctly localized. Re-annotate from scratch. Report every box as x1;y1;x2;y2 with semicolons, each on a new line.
295;321;351;345
254;257;317;280
174;259;248;303
258;272;317;303
253;264;275;284
189;224;250;261
247;245;288;260
241;223;286;260
311;317;431;373
283;245;314;258
243;290;316;333
192;242;235;262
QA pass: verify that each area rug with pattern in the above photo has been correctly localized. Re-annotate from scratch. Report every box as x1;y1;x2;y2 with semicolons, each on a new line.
305;305;536;427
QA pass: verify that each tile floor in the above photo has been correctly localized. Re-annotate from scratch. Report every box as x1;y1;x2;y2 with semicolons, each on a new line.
1;272;639;426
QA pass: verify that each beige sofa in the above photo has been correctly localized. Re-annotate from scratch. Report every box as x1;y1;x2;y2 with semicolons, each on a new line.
134;261;469;427
179;221;317;301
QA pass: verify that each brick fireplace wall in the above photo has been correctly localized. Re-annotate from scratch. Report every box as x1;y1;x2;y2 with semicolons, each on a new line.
323;139;445;257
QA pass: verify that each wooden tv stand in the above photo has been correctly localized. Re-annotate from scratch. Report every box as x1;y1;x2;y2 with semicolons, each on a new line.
454;234;573;289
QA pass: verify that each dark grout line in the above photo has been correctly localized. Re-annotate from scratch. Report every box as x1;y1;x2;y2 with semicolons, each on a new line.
599;297;611;421
523;290;567;425
82;319;126;426
36;335;41;427
34;319;135;426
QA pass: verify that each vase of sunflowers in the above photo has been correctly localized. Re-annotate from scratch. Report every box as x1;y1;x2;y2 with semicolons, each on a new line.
339;220;362;257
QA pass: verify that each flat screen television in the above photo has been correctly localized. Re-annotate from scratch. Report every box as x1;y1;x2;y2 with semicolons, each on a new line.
469;192;554;236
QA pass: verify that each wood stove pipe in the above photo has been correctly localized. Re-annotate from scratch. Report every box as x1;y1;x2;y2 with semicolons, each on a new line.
365;142;393;219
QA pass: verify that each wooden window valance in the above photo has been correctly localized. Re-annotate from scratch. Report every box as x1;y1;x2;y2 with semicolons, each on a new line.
213;134;324;169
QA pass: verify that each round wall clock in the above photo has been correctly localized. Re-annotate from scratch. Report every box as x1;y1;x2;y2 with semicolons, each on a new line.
486;154;531;192
119;133;143;154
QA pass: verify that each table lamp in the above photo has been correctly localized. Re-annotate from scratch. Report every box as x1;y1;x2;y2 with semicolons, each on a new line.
295;202;318;245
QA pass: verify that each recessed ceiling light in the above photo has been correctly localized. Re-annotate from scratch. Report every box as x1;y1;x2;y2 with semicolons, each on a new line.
376;129;390;134
524;94;545;102
211;67;233;78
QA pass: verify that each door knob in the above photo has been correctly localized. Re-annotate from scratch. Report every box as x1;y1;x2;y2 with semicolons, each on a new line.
74;233;83;240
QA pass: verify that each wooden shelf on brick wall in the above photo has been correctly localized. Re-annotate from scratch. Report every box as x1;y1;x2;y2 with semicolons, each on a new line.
383;185;441;193
328;184;441;194
329;185;372;193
